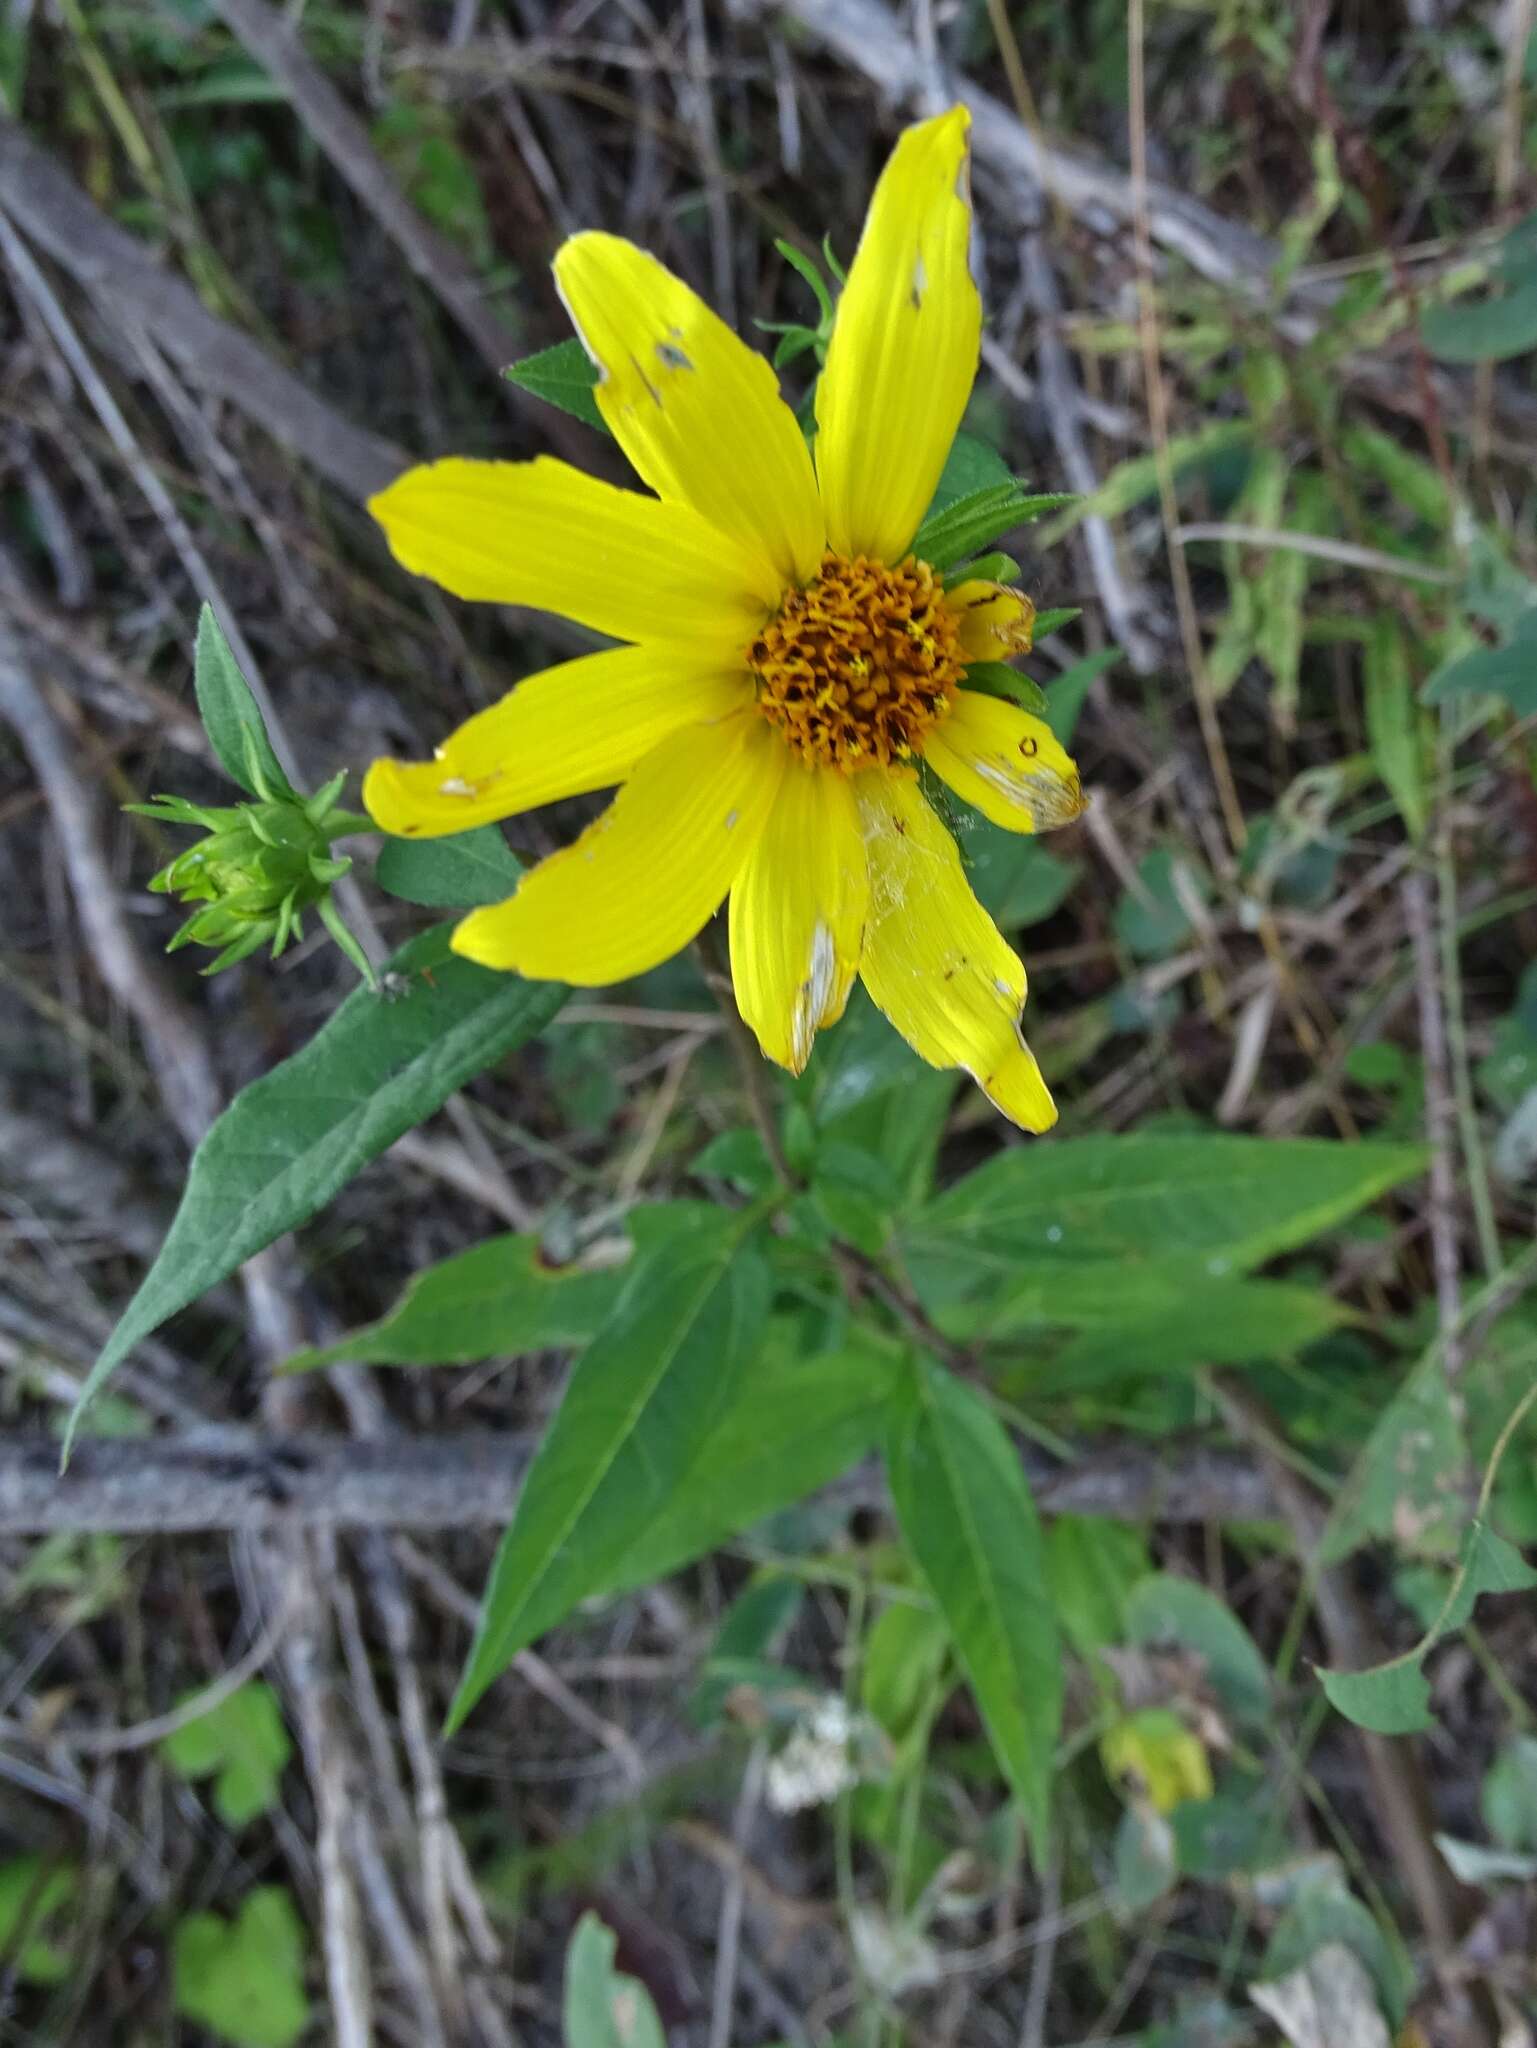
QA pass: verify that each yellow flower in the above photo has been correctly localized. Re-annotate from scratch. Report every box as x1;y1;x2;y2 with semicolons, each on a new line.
364;107;1084;1129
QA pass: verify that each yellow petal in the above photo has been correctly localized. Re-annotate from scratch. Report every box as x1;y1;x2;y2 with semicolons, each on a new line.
369;455;779;646
729;762;869;1074
815;107;981;564
856;770;1056;1131
923;688;1085;835
947;580;1036;661
452;713;785;983
363;648;752;837
554;232;824;589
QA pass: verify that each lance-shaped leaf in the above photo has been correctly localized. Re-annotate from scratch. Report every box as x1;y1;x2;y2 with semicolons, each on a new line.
904;1135;1425;1334
448;1207;774;1728
193;603;296;800
886;1358;1062;1858
66;926;566;1459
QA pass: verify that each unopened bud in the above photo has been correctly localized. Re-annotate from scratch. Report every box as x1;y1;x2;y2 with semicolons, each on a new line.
130;769;375;982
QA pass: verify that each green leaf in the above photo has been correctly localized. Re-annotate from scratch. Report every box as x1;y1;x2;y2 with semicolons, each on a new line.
914;476;1075;574
609;1335;897;1592
1170;1773;1286;1880
774;237;834;321
372;103;491;263
1483;1732;1537;1851
162;1682;291;1828
448;1209;773;1727
67;926;566;1456
905;1135;1424;1331
693;1126;779;1193
1319;1519;1537;1734
966;829;1080;930
1253;515;1309;727
193;604;295;800
1044;647;1117;746
1114;847;1210;959
1124;1574;1271;1727
1423;607;1537;716
1046;1516;1150;1656
1363;615;1427;840
886;1359;1062;1856
1434;1834;1537;1885
946;549;1019;588
1318;1659;1434;1735
925;429;1013;512
1034;1278;1348;1393
1421;277;1537;362
563;1911;667;2048
960;660;1049;717
861;1598;952;1747
0;1857;77;1985
504;337;607;433
1031;605;1083;639
282;1230;628;1373
814;1135;903;1222
1340;425;1454;531
1112;1805;1177;1910
1260;1873;1411;2026
1440;1521;1537;1626
155;57;287;108
376;824;523;907
808;991;957;1209
1045;421;1252;534
690;1573;806;1726
173;1887;310;2048
1322;1355;1467;1563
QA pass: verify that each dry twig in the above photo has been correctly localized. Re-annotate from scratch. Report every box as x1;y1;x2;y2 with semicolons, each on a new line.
0;115;404;502
0;1428;1275;1535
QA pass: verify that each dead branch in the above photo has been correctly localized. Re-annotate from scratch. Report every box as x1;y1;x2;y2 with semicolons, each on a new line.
0;1429;1272;1535
0;612;221;1141
726;0;1281;287
0;115;405;504
205;0;506;374
0;610;382;2044
206;0;591;465
732;0;1537;470
0;1078;173;1261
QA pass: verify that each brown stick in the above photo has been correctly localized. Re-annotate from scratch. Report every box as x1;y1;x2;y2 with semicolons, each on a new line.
205;0;502;368
0;613;221;1142
727;0;1279;285
204;0;588;465
0;618;383;2040
0;1429;1273;1535
731;0;1537;467
0;116;405;504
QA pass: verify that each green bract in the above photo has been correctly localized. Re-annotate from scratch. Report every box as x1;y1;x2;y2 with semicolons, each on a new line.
131;754;373;981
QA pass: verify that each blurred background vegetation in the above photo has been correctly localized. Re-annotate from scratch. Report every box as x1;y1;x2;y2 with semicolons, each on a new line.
2;1;1537;2044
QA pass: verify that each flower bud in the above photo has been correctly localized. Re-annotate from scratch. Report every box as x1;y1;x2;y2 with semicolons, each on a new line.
129;770;374;981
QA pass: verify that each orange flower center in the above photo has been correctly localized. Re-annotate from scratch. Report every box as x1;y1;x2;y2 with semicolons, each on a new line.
747;553;964;772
